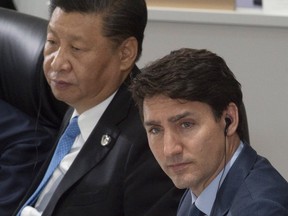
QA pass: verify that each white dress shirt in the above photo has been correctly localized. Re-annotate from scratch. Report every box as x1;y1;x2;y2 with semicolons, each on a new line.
191;141;244;216
21;92;116;216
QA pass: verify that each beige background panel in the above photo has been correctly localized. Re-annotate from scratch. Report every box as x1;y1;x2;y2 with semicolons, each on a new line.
146;0;235;10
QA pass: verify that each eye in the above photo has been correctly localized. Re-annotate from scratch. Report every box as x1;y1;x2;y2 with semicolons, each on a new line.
71;46;81;51
44;39;58;52
147;127;162;135
46;39;57;46
180;121;194;129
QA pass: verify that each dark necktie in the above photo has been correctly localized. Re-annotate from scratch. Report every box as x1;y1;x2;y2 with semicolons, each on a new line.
190;203;205;216
17;116;80;215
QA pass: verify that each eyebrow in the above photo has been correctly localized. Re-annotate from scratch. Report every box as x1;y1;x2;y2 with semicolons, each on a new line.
144;120;160;127
168;111;192;123
144;111;193;127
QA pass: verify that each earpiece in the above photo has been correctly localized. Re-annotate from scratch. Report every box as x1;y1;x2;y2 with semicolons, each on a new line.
224;117;232;136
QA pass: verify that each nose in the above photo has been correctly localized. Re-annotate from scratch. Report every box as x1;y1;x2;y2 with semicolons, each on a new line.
50;47;71;72
163;131;183;157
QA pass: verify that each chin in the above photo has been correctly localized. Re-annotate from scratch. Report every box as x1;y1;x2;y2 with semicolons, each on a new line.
52;93;70;105
52;92;64;101
170;175;194;189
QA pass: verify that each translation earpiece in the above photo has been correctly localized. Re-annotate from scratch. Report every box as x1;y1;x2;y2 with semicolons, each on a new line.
224;117;232;136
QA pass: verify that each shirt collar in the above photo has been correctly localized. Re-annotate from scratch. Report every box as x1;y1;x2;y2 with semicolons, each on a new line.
71;91;116;142
191;141;244;215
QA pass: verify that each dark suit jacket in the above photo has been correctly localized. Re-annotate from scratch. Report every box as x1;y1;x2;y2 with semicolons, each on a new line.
177;143;288;216
0;99;56;216
14;67;184;216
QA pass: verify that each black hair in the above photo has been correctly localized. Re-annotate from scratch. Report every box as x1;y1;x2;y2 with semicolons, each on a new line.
131;48;245;139
49;0;147;61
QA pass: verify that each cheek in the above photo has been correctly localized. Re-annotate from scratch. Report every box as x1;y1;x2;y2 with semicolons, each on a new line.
43;59;51;81
187;129;221;160
202;136;219;154
197;132;225;168
43;53;53;72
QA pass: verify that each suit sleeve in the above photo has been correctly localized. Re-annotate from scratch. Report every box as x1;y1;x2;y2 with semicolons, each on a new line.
0;101;56;216
230;198;288;216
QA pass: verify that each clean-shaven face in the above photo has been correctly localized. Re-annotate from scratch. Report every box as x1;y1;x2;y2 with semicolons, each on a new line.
143;94;227;195
43;7;124;113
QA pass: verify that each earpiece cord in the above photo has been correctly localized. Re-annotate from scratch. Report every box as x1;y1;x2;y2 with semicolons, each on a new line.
210;135;227;216
217;136;227;192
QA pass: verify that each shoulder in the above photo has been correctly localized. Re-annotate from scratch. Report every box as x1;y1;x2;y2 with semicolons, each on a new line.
229;152;288;215
0;99;32;125
0;100;45;148
243;153;288;196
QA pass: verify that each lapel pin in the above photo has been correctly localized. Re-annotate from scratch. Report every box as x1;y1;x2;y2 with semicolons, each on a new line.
101;134;111;146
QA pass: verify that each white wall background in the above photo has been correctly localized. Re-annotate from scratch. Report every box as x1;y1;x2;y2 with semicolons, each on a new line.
14;1;288;181
14;0;49;19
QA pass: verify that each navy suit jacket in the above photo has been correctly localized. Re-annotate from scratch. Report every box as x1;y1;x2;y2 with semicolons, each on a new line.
0;99;57;216
177;143;288;216
14;67;184;216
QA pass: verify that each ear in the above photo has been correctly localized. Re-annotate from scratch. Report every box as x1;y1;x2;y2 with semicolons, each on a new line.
224;102;239;136
119;37;138;72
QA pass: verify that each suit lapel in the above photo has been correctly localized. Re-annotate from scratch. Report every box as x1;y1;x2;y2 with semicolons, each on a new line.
177;189;192;216
211;144;257;216
43;83;133;215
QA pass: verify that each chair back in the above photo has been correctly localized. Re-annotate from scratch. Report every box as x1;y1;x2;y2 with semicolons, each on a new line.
0;8;67;128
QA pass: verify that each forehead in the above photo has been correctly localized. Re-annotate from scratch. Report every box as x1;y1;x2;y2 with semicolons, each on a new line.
143;95;214;123
48;7;103;37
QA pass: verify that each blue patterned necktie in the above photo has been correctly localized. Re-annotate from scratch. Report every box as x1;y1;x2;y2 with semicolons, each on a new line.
190;203;205;216
17;116;80;215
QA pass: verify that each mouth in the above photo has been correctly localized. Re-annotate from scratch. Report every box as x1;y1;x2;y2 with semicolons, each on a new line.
167;162;191;174
50;79;72;89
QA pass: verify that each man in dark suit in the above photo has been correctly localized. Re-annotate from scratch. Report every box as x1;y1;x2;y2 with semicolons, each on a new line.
130;48;288;216
14;0;183;215
0;99;56;216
